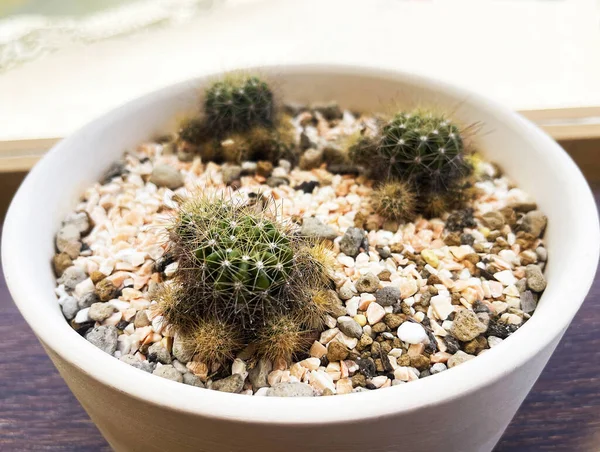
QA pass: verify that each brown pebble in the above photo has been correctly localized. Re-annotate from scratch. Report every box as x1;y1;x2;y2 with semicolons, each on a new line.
372;322;387;333
375;358;384;372
351;373;366;387
481;211;505;230
377;269;391;281
463;253;480;264
327;341;350;362
356;334;373;351
370;341;381;358
380;341;392;354
134;310;151;328
397;354;411;366
463;336;488;355
383;313;405;329
410;354;431;371
96;279;120;302
90;271;106;284
52;253;73;277
444;232;462;246
256;161;273;177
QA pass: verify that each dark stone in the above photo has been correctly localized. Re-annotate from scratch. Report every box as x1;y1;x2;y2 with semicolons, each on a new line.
445;208;477;232
154;253;175;273
294;180;320;193
366;383;377;390
266;177;289;188
340;227;367;257
326;163;361;175
358;357;377;379
299;132;314;150
375;286;401;307
312;102;343;120
486;320;512;339
102;161;127;183
460;233;475;246
444;335;461;354
472;300;491;314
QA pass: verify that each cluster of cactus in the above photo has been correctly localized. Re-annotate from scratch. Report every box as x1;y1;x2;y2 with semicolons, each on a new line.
158;194;335;366
348;109;474;222
174;74;299;165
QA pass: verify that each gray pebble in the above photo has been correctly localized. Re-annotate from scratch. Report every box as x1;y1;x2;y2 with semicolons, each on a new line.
430;363;447;374
56;224;82;259
375;286;400;306
266;382;315;397
78;291;99;309
337;286;355;301
481;211;505;230
88;302;115;322
278;160;292;172
300;217;337;240
183;372;206;388
172;360;189;374
521;210;547;238
85;325;118;355
340;227;367;257
134;310;151;328
525;264;547;292
515;278;527;293
172;334;195;363
377;246;391;259
211;374;245;393
120;354;155;373
355;273;380;293
58;266;87;291
149;164;184;189
337;317;363;339
248;358;273;390
520;290;537;314
266;176;289;188
61;296;79;320
63;211;91;235
153;365;183;383
222;165;242;184
536;246;548;262
241;161;257;174
148;342;172;364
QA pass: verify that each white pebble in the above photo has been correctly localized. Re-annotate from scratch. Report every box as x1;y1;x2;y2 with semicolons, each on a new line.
366;302;385;325
488;336;503;348
494;270;516;286
74;308;90;324
397;322;428;344
430;363;447;374
345;297;360;317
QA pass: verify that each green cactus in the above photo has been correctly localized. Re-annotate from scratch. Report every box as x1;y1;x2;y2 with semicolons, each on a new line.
377;111;467;189
371;181;416;222
204;75;275;135
159;193;335;366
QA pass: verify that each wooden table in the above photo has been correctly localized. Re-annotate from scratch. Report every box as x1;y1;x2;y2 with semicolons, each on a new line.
1;188;599;451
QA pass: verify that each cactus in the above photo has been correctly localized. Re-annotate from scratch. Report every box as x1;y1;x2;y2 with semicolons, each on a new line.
347;131;378;168
204;75;275;135
377;111;467;188
158;193;335;365
371;181;416;222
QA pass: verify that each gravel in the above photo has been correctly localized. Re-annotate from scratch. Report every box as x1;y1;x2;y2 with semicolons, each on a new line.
149;164;184;189
211;374;245;393
85;325;118;355
525;264;547;292
153;365;183;383
57;266;86;291
375;286;400;307
339;227;367;257
266;382;315;397
300;217;337;240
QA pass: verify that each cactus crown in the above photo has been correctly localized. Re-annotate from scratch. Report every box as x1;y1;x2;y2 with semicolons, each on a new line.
371;181;416;222
204;75;275;135
378;111;466;187
160;193;335;365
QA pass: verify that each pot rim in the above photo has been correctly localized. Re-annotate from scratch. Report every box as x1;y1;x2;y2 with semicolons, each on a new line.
3;63;599;425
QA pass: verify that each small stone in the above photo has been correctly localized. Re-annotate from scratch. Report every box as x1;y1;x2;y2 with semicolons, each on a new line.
313;102;343;120
212;374;245;393
354;314;367;327
536;247;548;262
241;161;257;174
451;310;486;341
351;373;367;387
383;313;404;329
375;286;400;307
56;224;81;258
357;334;373;351
355;273;380;293
421;249;439;268
309;341;328;359
150;164;184;189
494;270;517;286
172;360;189;374
221;165;242;184
85;325;118;355
520;290;537;314
340;227;367;258
338;285;355;300
460;233;475;246
299;148;323;170
58;266;86;291
521;210;547;238
61;296;79;320
294;180;319;193
267;382;314;397
301;217;337;240
366;302;386;325
172;334;195;363
430;363;447;374
96;279;119;302
134;310;151;328
102;161;127;182
183;373;206;387
447;351;476;368
463;336;488;355
481;211;505;230
410;354;431;371
358;358;377;378
525;265;547;292
153;365;183;383
88;302;115;322
337;317;363;339
120;354;155;373
266;176;289;187
327;341;350;362
63;211;91;235
397;322;428;344
52;253;73;277
89;271;106;284
148;342;172;364
255;160;273;177
248;358;273;390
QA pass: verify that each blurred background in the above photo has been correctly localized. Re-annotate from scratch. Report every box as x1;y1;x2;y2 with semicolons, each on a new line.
1;0;599;450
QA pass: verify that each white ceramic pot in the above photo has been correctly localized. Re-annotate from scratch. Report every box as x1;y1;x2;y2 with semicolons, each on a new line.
3;65;599;452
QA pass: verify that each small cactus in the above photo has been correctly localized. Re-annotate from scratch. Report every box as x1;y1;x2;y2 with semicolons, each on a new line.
377;111;467;189
204;75;275;135
158;193;335;366
347;132;378;168
371;181;416;222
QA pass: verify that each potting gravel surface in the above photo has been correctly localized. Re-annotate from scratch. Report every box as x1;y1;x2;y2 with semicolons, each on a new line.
53;107;548;396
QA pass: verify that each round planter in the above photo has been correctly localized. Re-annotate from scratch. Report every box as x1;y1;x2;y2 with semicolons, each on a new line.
3;65;599;452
